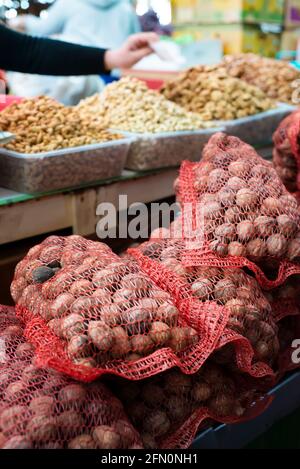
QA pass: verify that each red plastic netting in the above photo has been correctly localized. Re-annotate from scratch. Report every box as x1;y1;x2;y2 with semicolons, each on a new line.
128;238;278;380
176;132;300;288
10;235;224;382
111;363;272;450
0;310;143;449
273;110;300;197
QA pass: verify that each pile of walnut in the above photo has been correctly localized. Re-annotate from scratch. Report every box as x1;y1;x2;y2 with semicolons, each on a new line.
113;363;253;449
0;318;142;449
0;96;121;154
11;236;199;367
135;239;279;364
222;53;300;104
161;65;274;121
189;133;300;262
77;77;208;133
273;110;300;194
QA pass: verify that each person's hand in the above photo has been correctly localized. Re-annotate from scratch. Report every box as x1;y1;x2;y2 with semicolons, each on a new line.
104;32;159;70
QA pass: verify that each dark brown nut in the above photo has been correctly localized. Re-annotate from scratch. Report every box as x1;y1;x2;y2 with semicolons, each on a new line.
123;308;151;335
209;394;235;417
156;303;179;327
114;420;137;447
149;322;171;345
236;188;258;208
277;215;297;237
58;384;87;408
164;372;192;395
39;246;62;265
191;278;213;300
131;335;155;355
225;299;246;317
67;334;90;359
228;242;246;257
251;164;270;180
266;234;287;257
225;206;240;223
2;325;23;338
61;250;88;268
121;274;149;291
22;365;45;386
70;296;93;315
203;202;222;219
214;279;237;302
68;435;96;449
27;415;58;443
228;160;250;177
262;197;283;216
207;169;229;192
2;436;32;449
247;239;267;259
42;374;64;394
57;410;84;438
226;177;245;191
141;433;157;449
210;239;228;257
215;223;236;240
254;216;277;237
29;396;55;416
32;266;55;284
143;411;171;437
0;406;28;436
93;426;121;449
192;381;212;402
60;314;86;339
91;288;112;306
140;384;165;407
126;353;142;362
10;277;27;303
167;327;198;353
113;288;139;304
138;298;158;312
217;189;236;207
102;304;123;327
88;321;114;352
255;341;273;360
194;175;208;192
42;272;73;300
237;220;255;241
110;327;131;358
15;342;34;360
70;280;92;298
280;194;298;210
5;380;26;401
50;293;74;318
92;270;116;289
288;238;300;261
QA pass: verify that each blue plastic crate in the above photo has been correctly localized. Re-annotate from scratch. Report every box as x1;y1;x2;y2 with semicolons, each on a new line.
192;372;300;449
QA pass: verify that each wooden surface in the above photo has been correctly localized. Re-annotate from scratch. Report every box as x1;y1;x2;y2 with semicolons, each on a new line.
0;168;178;246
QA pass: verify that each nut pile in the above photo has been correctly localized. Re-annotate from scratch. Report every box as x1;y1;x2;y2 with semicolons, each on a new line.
11;236;199;369
161;65;274;121
0;96;121;154
77;77;207;133
222;54;300;104
273;111;300;193
113;363;253;449
0;316;142;449
189;133;300;262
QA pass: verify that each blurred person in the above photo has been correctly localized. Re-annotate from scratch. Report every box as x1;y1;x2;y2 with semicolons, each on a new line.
8;0;142;104
0;24;157;76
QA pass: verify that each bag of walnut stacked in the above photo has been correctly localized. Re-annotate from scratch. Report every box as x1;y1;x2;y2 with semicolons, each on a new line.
0;309;142;449
175;132;300;288
273;110;300;201
10;235;232;382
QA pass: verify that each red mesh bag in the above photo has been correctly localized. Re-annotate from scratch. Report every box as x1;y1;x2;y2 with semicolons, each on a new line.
273;110;300;196
111;362;272;450
0;312;143;449
177;132;300;288
11;235;210;382
129;237;278;380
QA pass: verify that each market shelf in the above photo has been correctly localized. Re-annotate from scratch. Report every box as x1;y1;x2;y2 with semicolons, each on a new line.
192;372;300;449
